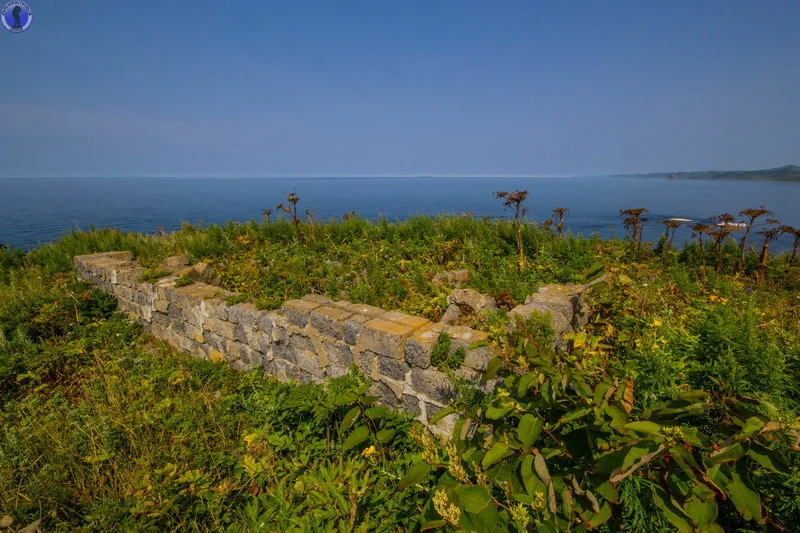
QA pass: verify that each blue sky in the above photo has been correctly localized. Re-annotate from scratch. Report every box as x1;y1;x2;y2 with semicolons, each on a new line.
2;0;798;177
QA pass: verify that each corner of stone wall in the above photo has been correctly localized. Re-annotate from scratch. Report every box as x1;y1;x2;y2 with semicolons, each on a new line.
74;252;501;437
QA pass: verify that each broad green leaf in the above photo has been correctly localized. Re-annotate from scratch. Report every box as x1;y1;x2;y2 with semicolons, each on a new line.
365;406;388;419
361;395;380;406
376;428;396;444
583;261;605;282
725;461;763;523
684;496;717;528
334;392;358;406
455;485;492;514
468;339;490;349
338;406;361;436
651;485;693;533
705;443;746;467
617;273;633;285
587;502;612;528
398;460;432;489
746;443;787;471
485;404;513;420
517;371;537;397
482;356;503;381
342;425;370;451
624;421;662;436
428;405;456;424
741;416;766;436
481;442;510;469
605;405;629;431
517;414;544;451
521;455;547;496
420;520;447;531
558;407;591;425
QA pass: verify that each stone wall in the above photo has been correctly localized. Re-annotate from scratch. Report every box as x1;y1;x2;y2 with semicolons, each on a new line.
75;252;499;434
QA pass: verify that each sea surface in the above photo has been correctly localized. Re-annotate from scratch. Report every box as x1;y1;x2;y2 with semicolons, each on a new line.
1;176;799;251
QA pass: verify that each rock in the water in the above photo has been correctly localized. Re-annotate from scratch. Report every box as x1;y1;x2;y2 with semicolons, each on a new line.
447;288;497;314
440;304;461;325
433;269;469;286
159;254;190;272
185;262;221;286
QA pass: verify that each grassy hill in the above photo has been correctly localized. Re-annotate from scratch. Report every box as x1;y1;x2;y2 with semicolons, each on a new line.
623;164;800;182
2;214;800;531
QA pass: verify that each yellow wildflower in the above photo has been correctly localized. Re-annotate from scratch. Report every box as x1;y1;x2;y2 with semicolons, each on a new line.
510;503;531;529
362;445;378;458
433;490;461;526
652;319;663;327
446;443;470;484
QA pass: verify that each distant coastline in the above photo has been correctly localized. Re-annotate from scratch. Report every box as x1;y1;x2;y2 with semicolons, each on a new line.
615;164;800;183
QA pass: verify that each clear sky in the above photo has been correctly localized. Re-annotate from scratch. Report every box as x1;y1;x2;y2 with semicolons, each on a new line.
2;0;798;177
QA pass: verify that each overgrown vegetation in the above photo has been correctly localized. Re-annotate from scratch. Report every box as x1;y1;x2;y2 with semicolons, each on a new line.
1;198;799;531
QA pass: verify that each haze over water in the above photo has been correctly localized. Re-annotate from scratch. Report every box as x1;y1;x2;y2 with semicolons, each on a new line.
2;176;798;252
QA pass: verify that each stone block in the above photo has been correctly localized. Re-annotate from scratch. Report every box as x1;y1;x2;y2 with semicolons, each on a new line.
357;350;380;379
159;255;190;272
247;329;273;354
185;262;220;286
378;356;409;382
402;394;423;417
225;302;259;325
204;331;228;352
510;304;569;347
343;314;369;345
410;368;453;404
281;299;320;327
272;342;297;364
310;306;352;340
447;288;497;314
325;340;354;368
368;381;399;408
380;311;429;330
258;312;275;337
440;304;461;325
295;349;325;377
380;375;406;400
404;324;445;369
289;334;314;352
361;318;414;359
202;316;237;340
302;293;334;306
462;346;494;372
432;269;469;286
345;303;384;318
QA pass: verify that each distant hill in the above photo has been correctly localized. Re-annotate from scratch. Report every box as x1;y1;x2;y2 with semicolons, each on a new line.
620;165;800;183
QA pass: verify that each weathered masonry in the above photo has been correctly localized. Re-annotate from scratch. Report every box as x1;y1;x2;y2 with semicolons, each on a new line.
75;252;500;434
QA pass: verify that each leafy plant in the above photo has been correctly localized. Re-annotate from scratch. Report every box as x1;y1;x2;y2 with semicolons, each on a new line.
174;276;195;287
431;331;466;371
412;347;800;532
138;268;171;282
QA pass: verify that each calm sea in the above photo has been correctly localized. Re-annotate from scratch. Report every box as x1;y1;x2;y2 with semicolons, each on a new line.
1;176;799;251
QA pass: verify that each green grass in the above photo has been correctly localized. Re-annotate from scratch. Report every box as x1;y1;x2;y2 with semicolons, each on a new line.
1;214;799;531
0;269;428;531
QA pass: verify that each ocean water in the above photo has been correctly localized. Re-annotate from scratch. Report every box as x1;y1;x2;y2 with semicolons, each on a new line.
1;176;799;251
